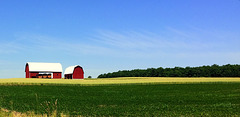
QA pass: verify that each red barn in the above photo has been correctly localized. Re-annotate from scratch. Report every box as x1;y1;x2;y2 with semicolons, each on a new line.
25;62;63;79
64;65;84;79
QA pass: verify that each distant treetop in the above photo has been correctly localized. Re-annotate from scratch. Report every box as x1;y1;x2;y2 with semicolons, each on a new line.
98;64;240;78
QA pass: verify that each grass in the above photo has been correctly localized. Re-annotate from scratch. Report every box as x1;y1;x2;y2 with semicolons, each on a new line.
0;77;240;85
0;82;240;116
0;108;63;117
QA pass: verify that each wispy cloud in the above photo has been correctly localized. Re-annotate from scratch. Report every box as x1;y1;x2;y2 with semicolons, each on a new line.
0;27;240;78
11;33;113;56
92;31;162;49
91;30;190;52
86;27;240;59
2;26;239;59
91;28;237;50
0;40;25;54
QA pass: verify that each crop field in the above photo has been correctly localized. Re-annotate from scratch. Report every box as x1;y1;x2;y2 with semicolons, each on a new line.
0;77;240;116
0;77;240;85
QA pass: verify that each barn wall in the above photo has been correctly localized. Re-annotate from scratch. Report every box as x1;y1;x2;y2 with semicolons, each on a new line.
53;72;62;79
25;64;29;78
73;66;84;79
30;72;39;78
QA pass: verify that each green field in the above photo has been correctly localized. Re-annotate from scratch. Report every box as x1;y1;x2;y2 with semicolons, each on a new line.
0;79;240;116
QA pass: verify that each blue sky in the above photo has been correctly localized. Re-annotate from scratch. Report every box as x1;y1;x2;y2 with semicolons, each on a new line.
0;0;240;78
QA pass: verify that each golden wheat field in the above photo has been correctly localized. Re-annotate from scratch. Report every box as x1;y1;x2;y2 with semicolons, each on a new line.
0;77;240;85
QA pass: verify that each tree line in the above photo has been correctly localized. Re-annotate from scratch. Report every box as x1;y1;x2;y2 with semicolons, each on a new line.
98;64;240;78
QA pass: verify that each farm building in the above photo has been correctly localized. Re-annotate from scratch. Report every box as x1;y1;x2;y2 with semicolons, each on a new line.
64;65;84;79
25;62;63;79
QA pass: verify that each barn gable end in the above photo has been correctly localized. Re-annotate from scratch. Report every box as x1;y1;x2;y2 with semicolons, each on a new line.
64;65;84;79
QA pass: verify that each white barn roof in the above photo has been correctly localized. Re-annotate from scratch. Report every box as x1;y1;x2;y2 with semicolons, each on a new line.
27;62;63;72
64;65;79;74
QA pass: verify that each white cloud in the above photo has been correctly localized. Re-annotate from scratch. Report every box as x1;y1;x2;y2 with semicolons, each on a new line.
7;27;238;59
1;26;239;59
0;40;24;54
8;34;113;56
86;27;239;60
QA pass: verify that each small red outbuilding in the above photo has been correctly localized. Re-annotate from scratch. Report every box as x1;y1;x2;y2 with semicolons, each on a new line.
25;62;63;79
64;65;84;79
